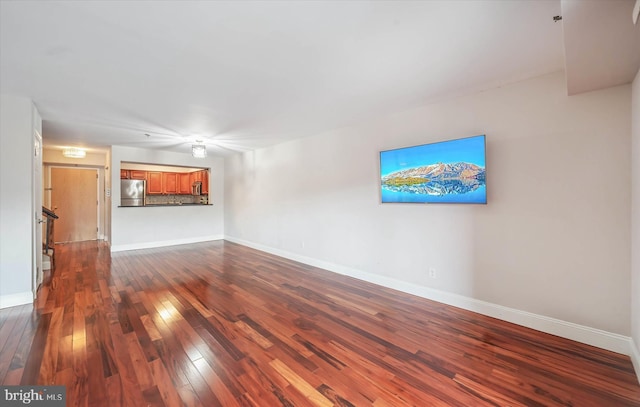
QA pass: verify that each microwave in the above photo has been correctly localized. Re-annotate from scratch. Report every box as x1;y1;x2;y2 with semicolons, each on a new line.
192;181;202;195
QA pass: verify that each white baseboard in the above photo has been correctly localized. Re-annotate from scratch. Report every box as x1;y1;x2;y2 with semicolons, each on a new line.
0;291;33;309
631;338;640;385
225;236;633;357
111;235;224;253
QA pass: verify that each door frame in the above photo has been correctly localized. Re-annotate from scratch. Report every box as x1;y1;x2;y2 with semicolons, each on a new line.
32;130;42;297
46;165;102;242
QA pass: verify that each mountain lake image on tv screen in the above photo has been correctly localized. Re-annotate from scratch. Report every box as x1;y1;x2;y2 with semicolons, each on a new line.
380;135;486;204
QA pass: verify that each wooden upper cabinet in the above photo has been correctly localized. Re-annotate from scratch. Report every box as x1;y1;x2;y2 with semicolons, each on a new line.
201;170;209;194
147;172;162;195
121;170;146;180
179;173;191;194
188;170;208;194
130;170;146;180
144;170;203;195
162;173;178;194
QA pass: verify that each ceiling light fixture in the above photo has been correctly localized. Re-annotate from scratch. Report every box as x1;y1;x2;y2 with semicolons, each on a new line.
192;141;206;158
62;147;86;158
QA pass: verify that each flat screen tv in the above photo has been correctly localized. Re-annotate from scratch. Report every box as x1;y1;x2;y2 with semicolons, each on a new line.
380;135;486;204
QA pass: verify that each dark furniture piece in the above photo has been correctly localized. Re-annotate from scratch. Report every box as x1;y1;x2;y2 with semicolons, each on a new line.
42;206;58;268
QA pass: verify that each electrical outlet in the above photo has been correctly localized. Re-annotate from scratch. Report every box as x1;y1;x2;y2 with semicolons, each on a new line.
428;268;437;279
301;241;305;248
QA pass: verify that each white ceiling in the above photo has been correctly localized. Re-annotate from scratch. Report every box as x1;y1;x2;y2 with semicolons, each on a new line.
562;0;640;95
0;1;638;156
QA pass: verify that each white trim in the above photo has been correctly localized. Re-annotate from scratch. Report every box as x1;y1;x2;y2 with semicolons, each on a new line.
631;338;640;385
0;291;33;309
225;235;633;356
111;235;224;253
96;168;101;241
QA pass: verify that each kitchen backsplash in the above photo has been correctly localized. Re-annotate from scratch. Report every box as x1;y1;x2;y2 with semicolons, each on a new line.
146;194;208;205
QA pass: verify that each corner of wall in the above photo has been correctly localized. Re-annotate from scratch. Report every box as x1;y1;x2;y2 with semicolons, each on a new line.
631;66;640;384
632;337;640;385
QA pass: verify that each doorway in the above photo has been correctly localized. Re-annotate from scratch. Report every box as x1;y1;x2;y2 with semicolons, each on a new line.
50;167;98;243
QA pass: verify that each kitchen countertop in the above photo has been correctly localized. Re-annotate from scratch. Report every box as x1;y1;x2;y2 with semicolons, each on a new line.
145;203;210;206
119;203;212;207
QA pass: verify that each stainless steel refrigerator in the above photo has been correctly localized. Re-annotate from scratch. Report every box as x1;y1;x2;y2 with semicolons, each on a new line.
121;179;146;206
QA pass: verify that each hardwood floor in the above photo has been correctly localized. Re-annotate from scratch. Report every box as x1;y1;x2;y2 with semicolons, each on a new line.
1;240;639;406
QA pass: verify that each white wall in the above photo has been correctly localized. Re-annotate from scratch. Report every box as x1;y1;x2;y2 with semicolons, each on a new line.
225;72;632;344
110;146;224;251
0;95;40;308
631;68;640;377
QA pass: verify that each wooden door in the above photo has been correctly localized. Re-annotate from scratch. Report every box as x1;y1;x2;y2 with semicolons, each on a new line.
51;168;98;243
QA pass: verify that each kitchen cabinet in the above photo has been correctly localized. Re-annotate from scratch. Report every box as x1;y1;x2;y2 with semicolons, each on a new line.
179;173;191;194
201;170;209;194
130;169;207;195
121;162;208;198
147;171;192;195
162;172;178;194
130;170;146;180
147;172;162;194
121;170;147;180
189;170;209;195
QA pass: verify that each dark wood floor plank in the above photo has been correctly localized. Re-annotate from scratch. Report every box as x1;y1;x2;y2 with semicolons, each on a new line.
0;240;637;407
173;357;221;407
176;383;204;407
0;305;23;350
108;317;147;407
149;358;188;407
2;366;23;386
0;306;32;383
105;373;124;407
19;312;50;385
37;306;63;385
124;332;155;391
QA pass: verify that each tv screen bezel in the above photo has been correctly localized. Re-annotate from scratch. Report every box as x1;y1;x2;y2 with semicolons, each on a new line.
378;134;487;205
